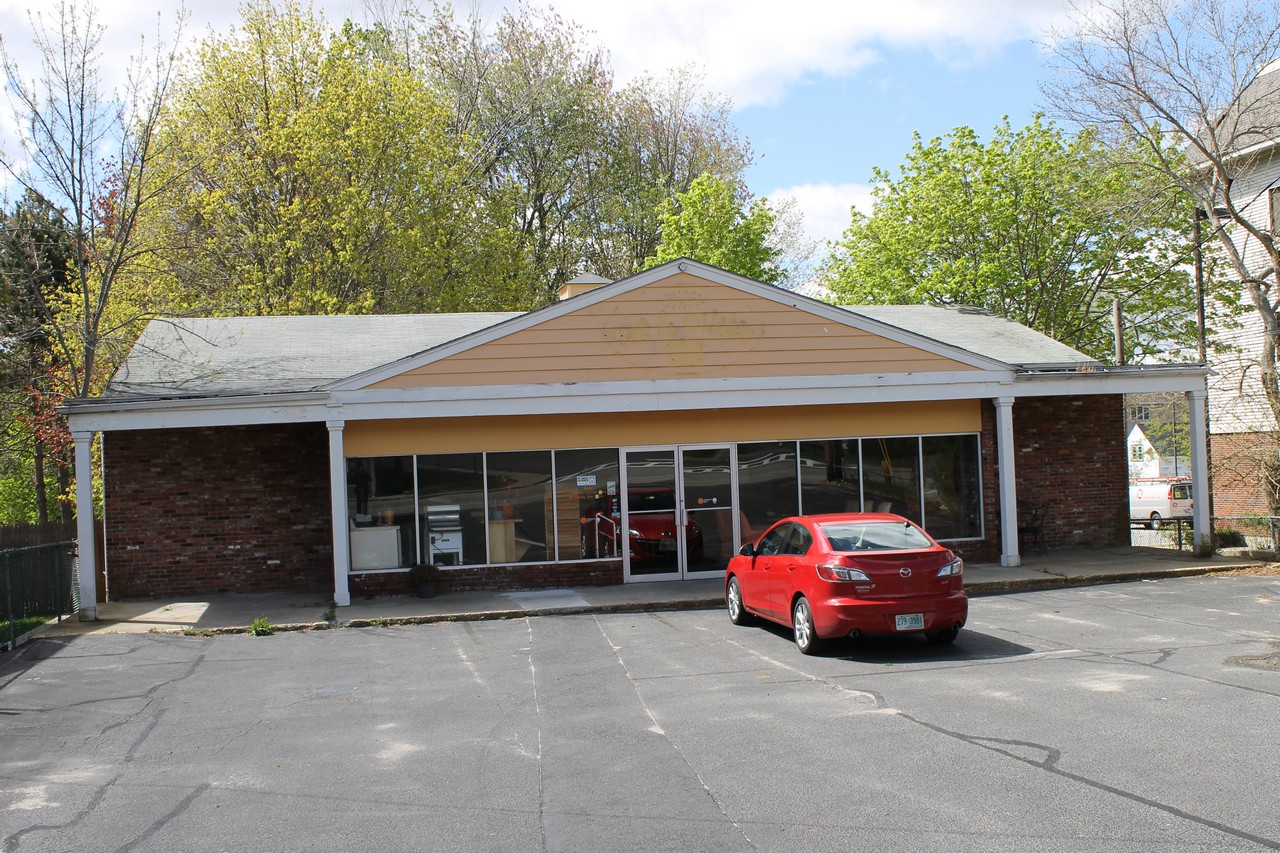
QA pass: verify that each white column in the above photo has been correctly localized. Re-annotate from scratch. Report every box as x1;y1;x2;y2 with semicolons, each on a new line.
327;420;351;607
72;430;98;621
1187;388;1212;555
994;397;1021;567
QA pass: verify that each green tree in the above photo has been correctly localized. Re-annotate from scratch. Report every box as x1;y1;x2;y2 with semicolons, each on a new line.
0;192;77;522
0;0;183;399
645;174;787;284
819;117;1197;362
144;2;528;317
580;67;753;281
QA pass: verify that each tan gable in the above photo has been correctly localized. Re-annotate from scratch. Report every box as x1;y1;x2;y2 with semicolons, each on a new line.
369;272;979;390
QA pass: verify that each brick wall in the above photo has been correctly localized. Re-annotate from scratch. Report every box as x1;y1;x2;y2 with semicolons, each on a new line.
103;424;332;598
100;394;1128;599
1008;394;1130;551
1210;432;1273;517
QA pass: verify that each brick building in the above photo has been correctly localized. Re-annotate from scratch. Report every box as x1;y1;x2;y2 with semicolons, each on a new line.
63;260;1210;617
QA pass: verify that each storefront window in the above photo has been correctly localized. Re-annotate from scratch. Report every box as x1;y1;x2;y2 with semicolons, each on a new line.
417;453;485;566
921;435;982;539
554;449;620;560
861;437;922;524
486;451;552;564
799;440;861;516
347;456;414;569
737;441;798;544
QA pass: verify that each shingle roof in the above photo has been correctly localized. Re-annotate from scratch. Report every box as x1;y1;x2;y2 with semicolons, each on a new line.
106;313;522;398
1191;64;1280;163
105;301;1095;401
843;304;1097;370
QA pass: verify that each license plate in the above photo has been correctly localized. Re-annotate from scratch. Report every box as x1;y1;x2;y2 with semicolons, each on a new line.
895;613;925;631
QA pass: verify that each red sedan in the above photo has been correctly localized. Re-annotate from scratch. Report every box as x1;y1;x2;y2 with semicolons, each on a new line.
724;513;967;654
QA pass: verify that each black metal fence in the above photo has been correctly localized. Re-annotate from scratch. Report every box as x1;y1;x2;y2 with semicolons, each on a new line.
1;521;79;651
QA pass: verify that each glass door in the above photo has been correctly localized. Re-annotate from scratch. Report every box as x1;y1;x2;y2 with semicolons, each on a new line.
679;446;736;578
622;446;737;582
623;448;681;580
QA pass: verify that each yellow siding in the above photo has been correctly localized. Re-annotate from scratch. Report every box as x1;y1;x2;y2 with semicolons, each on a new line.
369;273;976;389
344;400;981;457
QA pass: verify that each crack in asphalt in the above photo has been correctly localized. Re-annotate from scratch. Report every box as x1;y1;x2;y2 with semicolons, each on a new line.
715;628;1280;851
3;639;212;853
594;613;759;852
900;712;1280;850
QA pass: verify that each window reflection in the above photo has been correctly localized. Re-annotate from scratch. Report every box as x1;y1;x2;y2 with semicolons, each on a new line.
737;441;798;545
921;435;981;538
417;453;485;566
347;456;414;569
799;440;860;515
486;451;552;564
555;449;621;560
861;437;922;523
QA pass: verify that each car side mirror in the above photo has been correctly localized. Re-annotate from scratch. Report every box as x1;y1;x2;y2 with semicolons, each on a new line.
739;542;756;557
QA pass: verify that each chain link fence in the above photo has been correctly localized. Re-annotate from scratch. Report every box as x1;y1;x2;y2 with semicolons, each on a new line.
1129;515;1279;555
1;522;79;651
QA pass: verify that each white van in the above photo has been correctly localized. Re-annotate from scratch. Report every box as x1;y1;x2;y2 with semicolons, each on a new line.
1129;480;1192;529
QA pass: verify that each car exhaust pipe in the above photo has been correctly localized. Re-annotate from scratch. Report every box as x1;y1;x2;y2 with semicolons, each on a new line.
848;629;861;639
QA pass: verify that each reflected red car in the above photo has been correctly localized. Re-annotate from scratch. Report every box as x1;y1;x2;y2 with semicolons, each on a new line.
724;513;967;654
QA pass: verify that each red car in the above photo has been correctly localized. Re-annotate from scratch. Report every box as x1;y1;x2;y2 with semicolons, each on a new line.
724;513;967;654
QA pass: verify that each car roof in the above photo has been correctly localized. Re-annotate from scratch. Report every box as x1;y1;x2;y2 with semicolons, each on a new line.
795;513;912;524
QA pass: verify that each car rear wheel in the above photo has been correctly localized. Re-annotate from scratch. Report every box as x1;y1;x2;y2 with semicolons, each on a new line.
726;576;752;626
925;625;960;645
792;596;823;655
1149;512;1162;530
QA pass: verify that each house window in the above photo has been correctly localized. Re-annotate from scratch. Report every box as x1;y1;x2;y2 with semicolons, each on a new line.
1271;187;1280;234
737;441;800;542
417;453;486;566
554;448;621;560
861;437;923;523
798;439;860;515
921;435;982;539
1131;405;1150;423
486;451;552;564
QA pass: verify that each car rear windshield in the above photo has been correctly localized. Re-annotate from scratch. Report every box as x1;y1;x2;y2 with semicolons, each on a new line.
819;521;934;552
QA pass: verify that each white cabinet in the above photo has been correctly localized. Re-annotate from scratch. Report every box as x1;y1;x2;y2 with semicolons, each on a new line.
350;525;401;570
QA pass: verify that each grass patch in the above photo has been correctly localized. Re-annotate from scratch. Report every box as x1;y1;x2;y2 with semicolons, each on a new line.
6;614;53;638
249;617;276;636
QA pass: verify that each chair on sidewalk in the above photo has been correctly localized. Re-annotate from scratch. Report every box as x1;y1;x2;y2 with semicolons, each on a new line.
1017;502;1046;556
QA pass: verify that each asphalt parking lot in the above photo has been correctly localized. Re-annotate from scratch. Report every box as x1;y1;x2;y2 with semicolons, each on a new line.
3;575;1279;852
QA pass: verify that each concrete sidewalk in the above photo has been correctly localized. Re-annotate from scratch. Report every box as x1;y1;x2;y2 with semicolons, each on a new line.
30;546;1267;640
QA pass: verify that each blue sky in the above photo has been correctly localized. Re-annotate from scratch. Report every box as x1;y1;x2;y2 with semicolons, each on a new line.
0;0;1071;248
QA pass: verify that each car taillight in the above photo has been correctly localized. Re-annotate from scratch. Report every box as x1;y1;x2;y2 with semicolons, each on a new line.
816;562;871;582
936;557;963;577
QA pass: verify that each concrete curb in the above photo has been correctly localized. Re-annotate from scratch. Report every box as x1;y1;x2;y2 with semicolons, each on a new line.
18;562;1261;643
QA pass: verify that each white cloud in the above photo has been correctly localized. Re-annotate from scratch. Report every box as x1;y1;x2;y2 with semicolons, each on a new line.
770;181;875;248
532;0;1070;106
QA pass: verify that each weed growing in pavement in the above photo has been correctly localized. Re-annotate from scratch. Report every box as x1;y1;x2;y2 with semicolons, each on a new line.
322;602;337;622
249;617;276;636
